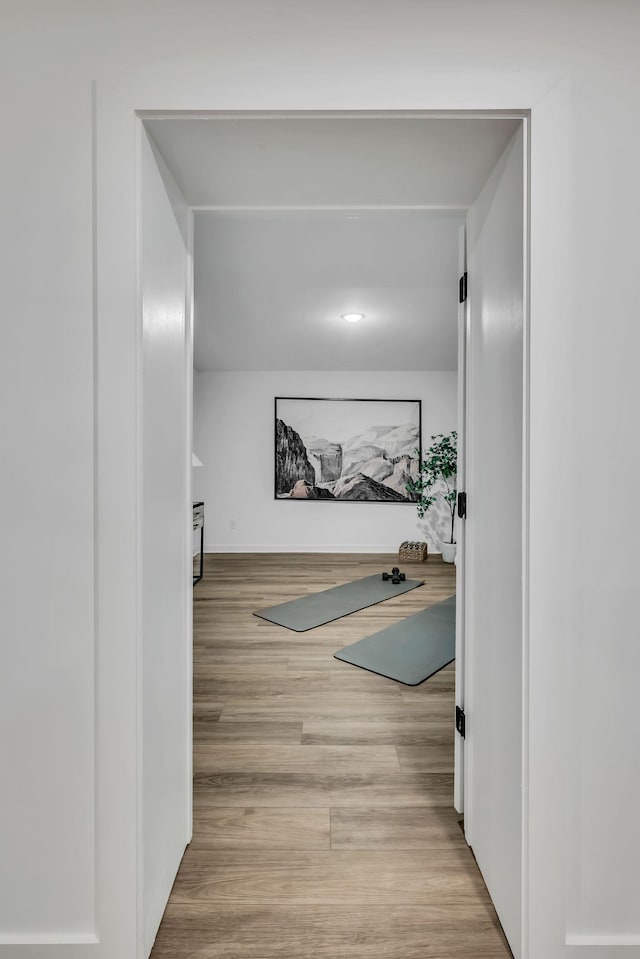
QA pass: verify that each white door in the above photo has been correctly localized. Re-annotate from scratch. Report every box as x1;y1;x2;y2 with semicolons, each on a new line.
140;128;193;957
463;124;525;957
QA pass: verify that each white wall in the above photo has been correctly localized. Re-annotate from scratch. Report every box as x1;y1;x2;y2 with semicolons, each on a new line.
140;132;191;956
2;4;640;958
0;81;97;943
532;70;640;951
193;371;457;553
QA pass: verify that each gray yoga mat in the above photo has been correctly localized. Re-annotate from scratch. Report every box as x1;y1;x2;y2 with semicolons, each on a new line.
334;594;456;686
253;574;424;632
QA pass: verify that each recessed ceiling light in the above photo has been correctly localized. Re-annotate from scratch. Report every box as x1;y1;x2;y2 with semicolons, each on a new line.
341;313;365;323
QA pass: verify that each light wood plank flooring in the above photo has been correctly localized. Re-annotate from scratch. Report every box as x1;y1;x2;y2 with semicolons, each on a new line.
151;553;512;959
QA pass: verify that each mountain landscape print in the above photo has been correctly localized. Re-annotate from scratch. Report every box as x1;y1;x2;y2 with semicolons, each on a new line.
275;397;421;503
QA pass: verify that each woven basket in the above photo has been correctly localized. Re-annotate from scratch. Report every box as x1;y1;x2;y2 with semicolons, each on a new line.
399;541;428;562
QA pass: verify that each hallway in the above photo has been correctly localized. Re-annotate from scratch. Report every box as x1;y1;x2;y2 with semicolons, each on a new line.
151;553;511;958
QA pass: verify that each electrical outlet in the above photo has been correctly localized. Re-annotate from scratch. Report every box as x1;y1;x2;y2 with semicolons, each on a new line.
230;519;237;531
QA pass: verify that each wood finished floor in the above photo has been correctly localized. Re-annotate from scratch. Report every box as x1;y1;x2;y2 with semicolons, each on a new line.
151;553;512;959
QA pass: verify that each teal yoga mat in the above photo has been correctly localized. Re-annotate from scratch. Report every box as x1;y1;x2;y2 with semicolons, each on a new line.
253;574;424;632
334;594;456;686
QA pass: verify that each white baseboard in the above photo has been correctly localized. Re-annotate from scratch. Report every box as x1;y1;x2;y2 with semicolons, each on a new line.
0;934;99;945
204;543;442;555
565;933;640;946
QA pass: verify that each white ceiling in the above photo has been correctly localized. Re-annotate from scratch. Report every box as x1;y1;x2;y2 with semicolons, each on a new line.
194;210;463;371
146;116;519;372
145;116;519;208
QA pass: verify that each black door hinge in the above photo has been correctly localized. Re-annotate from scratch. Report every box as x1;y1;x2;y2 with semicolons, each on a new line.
456;705;466;739
457;491;467;519
459;271;468;303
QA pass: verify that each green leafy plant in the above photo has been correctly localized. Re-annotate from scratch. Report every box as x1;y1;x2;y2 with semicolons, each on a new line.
407;430;458;543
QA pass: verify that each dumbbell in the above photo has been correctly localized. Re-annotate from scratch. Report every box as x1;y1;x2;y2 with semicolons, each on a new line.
382;568;406;584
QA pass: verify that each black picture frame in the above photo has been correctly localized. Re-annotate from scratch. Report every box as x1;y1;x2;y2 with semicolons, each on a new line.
274;396;422;504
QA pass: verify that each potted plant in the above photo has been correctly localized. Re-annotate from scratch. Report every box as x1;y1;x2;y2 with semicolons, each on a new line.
407;430;458;563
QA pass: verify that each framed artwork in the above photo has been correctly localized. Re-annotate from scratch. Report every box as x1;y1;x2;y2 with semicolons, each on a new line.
275;397;421;503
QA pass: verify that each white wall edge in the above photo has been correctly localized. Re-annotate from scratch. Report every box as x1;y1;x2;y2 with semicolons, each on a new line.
520;112;532;959
134;115;145;959
185;208;195;847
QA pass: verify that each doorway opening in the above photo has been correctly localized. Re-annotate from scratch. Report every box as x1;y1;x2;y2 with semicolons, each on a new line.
139;111;528;959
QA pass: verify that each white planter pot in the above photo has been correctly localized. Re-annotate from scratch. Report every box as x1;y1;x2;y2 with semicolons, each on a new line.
440;541;457;564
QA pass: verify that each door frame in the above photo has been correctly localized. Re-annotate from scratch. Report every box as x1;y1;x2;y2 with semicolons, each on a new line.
454;222;467;815
95;71;570;959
